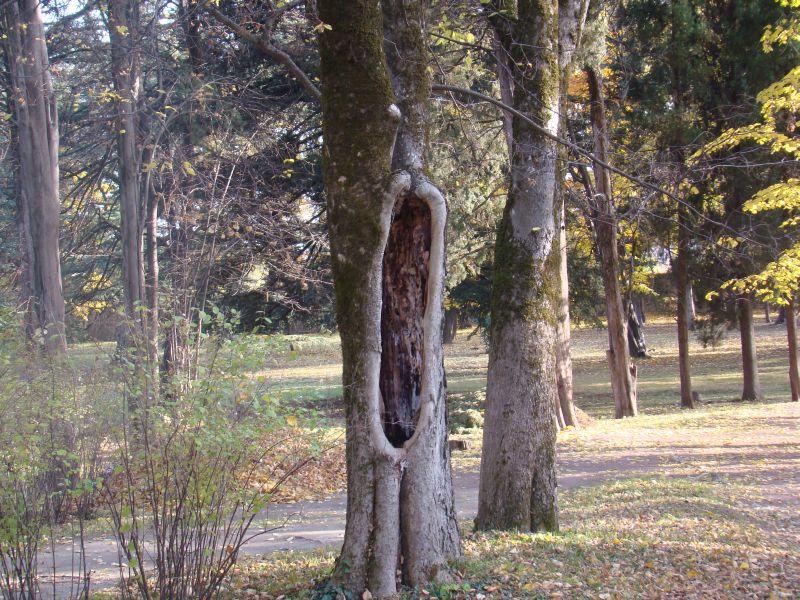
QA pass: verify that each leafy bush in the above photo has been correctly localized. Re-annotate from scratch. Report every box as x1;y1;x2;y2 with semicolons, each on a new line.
0;311;109;599
103;310;323;599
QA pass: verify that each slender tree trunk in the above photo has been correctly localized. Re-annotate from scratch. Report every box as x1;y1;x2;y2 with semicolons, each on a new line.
686;281;696;330
3;0;66;353
738;296;762;401
144;187;159;366
108;0;149;358
765;303;772;323
319;1;459;595
443;309;459;344
477;0;564;533
676;202;695;408
586;67;637;418
493;31;514;159
556;194;578;428
627;303;647;357
787;300;799;402
551;0;586;430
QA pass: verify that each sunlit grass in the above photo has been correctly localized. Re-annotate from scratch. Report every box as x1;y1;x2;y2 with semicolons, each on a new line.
222;475;799;599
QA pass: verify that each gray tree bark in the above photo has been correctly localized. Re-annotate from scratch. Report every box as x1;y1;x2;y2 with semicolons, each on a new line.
738;296;762;401
3;0;66;353
585;67;637;418
318;1;459;596
476;0;565;533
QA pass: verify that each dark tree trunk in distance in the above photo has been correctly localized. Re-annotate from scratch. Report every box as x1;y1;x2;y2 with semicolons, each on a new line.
585;67;637;418
738;296;762;401
787;300;800;402
676;202;695;408
627;303;647;358
686;282;696;330
443;309;459;344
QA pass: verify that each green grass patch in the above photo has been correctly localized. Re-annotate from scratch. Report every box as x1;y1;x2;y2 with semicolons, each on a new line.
223;476;799;599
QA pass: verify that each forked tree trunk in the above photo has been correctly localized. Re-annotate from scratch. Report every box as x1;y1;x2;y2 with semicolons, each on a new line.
676;201;695;408
738;296;762;401
3;0;66;353
586;67;637;418
787;300;800;402
476;0;565;533
318;1;459;596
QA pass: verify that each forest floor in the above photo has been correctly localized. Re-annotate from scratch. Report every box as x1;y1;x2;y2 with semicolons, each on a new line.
40;321;800;599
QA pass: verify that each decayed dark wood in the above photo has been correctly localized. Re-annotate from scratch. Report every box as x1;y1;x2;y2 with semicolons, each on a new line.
380;195;432;446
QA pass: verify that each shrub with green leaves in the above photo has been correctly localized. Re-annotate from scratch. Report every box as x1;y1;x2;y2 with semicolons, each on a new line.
0;310;110;598
103;309;324;600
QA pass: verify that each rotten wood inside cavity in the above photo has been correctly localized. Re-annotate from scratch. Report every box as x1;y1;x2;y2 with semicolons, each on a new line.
380;194;432;447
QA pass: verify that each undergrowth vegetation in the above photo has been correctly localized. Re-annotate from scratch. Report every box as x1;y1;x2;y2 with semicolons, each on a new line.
0;309;329;599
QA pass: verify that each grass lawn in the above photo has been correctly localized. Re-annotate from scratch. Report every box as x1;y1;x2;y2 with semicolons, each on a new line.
51;319;798;598
208;320;800;599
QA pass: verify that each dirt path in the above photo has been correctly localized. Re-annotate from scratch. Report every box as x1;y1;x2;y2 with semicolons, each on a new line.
36;402;799;599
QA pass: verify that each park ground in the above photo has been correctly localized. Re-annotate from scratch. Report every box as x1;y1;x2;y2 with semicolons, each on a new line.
61;321;800;598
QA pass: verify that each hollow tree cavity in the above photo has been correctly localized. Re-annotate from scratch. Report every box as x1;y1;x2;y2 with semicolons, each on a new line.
380;195;432;447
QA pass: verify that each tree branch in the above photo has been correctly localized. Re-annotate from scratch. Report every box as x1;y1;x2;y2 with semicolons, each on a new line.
431;83;768;249
431;83;681;205
201;1;322;103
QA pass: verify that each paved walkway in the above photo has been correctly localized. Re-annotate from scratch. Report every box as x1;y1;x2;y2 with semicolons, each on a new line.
34;453;665;599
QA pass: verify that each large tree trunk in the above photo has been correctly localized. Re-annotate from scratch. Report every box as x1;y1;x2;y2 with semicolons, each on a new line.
476;0;564;533
318;1;459;596
586;67;637;418
738;296;762;401
787;300;800;402
3;0;66;353
676;202;695;408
